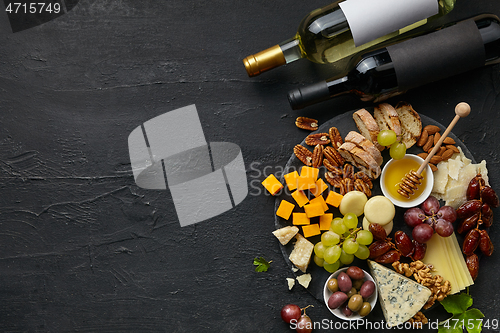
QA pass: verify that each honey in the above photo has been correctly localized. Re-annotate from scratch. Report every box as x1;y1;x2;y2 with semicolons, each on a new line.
384;158;427;201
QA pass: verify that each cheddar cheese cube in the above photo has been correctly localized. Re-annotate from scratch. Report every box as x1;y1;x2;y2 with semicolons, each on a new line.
283;171;299;191
326;191;343;207
300;166;319;180
319;213;333;231
262;174;283;196
276;200;295;220
291;190;309;208
293;212;310;226
310;178;328;197
310;195;328;212
302;224;321;238
304;201;325;218
296;175;316;191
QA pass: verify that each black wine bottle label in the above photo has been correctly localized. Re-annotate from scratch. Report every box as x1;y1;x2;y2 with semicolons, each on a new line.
387;20;485;91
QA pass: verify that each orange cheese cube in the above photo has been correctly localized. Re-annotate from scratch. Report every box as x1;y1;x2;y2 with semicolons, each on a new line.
326;191;343;207
304;201;325;218
296;175;316;191
291;190;309;207
319;213;333;230
300;166;319;180
310;195;328;212
302;224;321;238
293;212;310;226
262;174;283;196
276;200;295;220
283;171;299;191
311;178;329;197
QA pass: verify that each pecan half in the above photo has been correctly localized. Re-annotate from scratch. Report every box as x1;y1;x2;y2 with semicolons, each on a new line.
328;127;343;149
354;171;373;188
312;144;323;168
305;133;330;146
295;117;319;131
325;171;343;187
323;146;344;166
294;145;313;166
323;158;339;171
343;163;354;180
354;178;372;197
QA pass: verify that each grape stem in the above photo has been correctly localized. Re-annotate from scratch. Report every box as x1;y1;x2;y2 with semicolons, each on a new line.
300;305;314;316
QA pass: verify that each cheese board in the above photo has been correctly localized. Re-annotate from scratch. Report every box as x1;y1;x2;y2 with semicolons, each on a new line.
273;106;481;324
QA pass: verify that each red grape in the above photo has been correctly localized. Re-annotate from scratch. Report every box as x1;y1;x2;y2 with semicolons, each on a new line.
296;315;313;333
434;219;454;237
412;223;434;243
437;205;457;223
404;207;426;228
281;304;301;324
421;196;440;215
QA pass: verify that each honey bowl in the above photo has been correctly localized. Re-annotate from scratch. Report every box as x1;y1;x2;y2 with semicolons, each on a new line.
380;154;434;208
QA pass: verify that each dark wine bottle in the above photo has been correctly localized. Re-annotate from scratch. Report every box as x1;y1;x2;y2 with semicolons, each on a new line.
288;14;500;110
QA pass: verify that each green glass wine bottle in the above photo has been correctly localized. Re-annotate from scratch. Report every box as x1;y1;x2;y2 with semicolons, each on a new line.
243;0;456;77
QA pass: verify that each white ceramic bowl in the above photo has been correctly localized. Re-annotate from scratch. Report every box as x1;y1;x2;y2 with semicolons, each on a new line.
323;267;377;320
380;154;434;208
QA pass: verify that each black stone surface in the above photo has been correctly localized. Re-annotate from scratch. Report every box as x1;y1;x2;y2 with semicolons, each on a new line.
0;1;499;332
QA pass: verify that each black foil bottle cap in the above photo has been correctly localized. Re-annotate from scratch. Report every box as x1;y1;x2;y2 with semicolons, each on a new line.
288;81;330;110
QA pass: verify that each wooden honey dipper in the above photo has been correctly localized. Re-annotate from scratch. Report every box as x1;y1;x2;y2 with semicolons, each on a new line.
397;102;471;199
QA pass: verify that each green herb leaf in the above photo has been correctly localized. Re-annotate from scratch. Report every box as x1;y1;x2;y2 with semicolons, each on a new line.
253;257;272;272
438;318;463;333
440;293;473;315
462;308;484;333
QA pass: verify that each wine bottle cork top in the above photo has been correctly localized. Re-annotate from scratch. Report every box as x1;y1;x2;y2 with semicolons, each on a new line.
243;45;286;77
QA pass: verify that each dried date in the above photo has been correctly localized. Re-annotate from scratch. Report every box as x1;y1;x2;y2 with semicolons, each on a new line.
456;200;482;219
462;229;480;256
369;241;392;259
412;241;427;261
481;185;500;208
481;203;493;228
375;250;401;264
395;231;414;257
457;212;479;234
466;176;481;200
479;230;494;257
368;223;387;241
466;253;479;281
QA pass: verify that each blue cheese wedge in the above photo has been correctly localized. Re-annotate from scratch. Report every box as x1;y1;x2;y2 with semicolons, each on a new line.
368;260;432;327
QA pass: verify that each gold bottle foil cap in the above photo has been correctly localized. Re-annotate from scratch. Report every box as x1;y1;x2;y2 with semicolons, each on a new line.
243;45;286;77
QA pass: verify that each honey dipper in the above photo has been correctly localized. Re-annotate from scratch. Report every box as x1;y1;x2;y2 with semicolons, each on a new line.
397;102;471;199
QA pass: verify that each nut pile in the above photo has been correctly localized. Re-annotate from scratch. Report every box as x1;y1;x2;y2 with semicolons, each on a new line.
416;124;460;171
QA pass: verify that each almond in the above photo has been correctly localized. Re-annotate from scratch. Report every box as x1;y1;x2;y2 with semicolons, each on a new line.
436;146;446;156
446;145;459;153
423;135;434;152
430;155;443;164
416;130;429;147
433;132;441;146
441;149;454;161
443;137;456;145
417;152;429;160
423;125;441;135
429;163;438;172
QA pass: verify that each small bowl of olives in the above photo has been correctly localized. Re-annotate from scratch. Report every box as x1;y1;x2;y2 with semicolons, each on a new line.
323;266;377;320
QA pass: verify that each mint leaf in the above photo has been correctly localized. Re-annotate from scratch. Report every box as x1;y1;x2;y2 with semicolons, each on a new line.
440;293;473;315
254;257;272;272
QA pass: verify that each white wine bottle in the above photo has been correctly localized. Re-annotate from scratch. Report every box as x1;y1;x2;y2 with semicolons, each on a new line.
287;15;500;109
243;0;456;77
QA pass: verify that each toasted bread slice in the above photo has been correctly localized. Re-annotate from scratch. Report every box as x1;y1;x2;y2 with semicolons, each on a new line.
339;142;381;179
353;109;383;151
338;142;358;167
345;131;383;166
395;102;422;149
374;103;402;138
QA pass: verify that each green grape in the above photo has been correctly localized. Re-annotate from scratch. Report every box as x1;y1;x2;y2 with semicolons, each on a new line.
356;230;373;245
323;260;340;273
321;231;340;246
343;212;358;229
354;244;370;260
330;218;347;235
314;255;325;267
324;245;342;264
339;249;354;265
377;129;397;147
343;238;359;254
390;141;407;160
314;242;326;258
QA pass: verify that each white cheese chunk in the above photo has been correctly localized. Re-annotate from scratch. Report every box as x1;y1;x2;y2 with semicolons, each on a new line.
432;161;449;194
296;273;312;288
286;278;295;290
368;260;432;327
289;234;314;273
272;226;299;245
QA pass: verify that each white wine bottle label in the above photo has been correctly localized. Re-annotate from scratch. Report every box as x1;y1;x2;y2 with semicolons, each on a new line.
339;0;438;46
387;20;485;91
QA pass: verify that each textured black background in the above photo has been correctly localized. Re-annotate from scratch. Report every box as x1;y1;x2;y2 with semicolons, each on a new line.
1;1;500;332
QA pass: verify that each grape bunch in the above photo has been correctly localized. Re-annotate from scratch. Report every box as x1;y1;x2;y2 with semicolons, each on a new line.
377;129;406;160
404;195;457;243
313;213;374;273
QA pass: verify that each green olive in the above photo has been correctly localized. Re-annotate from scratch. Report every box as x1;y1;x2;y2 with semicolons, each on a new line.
358;302;372;317
346;287;357;299
352;278;364;290
347;294;363;312
327;278;339;293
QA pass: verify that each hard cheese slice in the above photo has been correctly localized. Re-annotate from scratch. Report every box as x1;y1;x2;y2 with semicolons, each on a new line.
368;260;431;327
